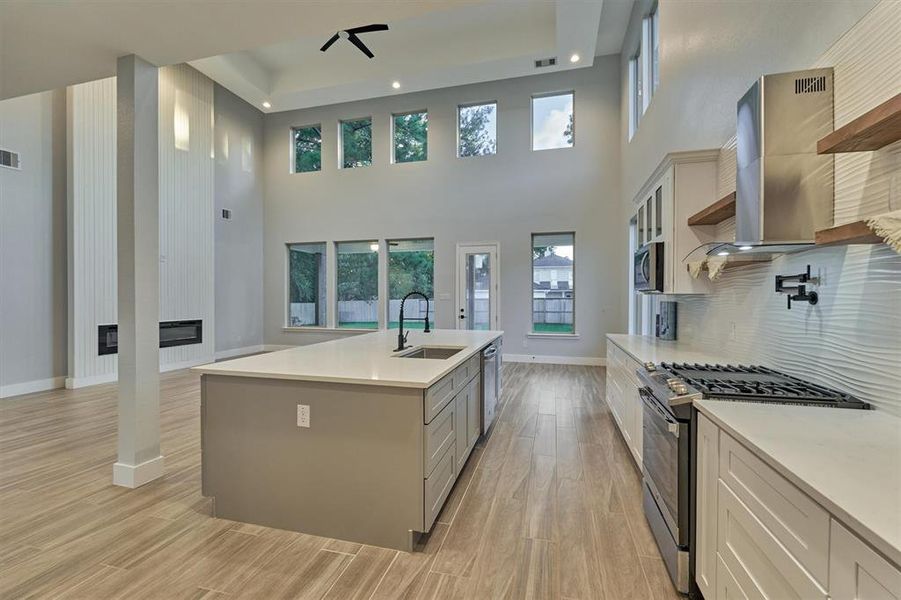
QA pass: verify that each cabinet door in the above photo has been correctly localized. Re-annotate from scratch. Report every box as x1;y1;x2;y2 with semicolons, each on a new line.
454;389;468;475
717;554;751;599
654;185;663;238
830;520;901;600
626;380;642;465
717;481;828;599
467;375;481;451
695;413;719;599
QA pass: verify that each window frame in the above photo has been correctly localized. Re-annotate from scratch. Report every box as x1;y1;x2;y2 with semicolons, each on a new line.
530;231;577;337
530;90;575;152
456;100;498;159
335;239;381;330
386;237;435;329
290;123;323;174
285;241;329;328
338;116;373;169
629;3;659;140
390;110;429;164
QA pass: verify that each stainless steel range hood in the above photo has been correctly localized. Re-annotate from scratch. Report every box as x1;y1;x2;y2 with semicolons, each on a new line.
733;68;835;252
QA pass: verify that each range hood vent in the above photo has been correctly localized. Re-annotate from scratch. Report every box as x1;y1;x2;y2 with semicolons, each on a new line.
735;68;835;250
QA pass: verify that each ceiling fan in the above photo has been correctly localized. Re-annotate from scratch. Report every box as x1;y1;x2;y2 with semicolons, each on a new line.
320;24;389;59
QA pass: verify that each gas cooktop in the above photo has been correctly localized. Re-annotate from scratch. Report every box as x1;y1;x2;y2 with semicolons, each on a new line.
659;362;870;409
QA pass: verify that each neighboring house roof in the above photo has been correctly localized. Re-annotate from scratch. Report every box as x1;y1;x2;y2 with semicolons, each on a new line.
533;253;573;267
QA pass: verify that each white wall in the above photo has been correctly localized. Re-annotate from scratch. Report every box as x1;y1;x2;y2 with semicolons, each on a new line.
66;65;216;387
620;0;878;203
623;2;901;414
213;84;264;358
0;90;68;397
262;58;623;362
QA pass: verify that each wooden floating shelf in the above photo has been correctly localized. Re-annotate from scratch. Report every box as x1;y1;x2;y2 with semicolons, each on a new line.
815;220;883;246
817;93;901;154
687;191;736;226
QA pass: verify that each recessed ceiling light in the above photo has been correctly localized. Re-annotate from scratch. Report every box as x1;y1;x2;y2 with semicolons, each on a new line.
717;251;730;256
261;101;271;109
738;245;753;251
391;81;401;89
570;53;580;63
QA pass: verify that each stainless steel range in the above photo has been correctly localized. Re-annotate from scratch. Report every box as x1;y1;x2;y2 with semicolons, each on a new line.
636;362;870;596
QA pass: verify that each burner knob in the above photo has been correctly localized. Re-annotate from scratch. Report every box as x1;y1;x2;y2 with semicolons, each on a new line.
644;362;657;372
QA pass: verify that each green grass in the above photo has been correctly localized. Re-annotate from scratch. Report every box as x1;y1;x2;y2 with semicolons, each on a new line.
533;323;574;334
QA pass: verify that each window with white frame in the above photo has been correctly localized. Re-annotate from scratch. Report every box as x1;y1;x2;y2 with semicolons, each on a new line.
336;241;379;329
340;117;372;168
457;102;497;157
532;232;575;334
531;92;574;151
392;111;428;163
629;4;659;139
288;243;327;327
293;125;322;173
387;239;434;329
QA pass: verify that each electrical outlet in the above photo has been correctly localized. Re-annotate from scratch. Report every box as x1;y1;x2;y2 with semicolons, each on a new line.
297;404;310;428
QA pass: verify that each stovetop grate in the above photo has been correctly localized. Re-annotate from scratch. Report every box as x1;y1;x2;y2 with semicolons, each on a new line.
659;362;869;409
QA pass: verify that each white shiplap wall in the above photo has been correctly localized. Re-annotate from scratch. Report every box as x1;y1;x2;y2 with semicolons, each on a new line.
668;2;901;415
67;65;214;386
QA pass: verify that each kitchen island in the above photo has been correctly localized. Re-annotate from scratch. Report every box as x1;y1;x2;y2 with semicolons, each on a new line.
193;329;502;551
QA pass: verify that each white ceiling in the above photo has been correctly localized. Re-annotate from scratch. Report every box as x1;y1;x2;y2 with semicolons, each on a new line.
0;0;633;108
192;0;634;113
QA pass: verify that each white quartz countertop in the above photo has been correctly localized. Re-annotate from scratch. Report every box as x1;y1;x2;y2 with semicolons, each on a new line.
606;333;724;365
695;399;901;567
193;329;503;388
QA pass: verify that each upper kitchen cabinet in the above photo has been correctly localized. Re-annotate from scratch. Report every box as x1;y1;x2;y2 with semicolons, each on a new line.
632;150;720;294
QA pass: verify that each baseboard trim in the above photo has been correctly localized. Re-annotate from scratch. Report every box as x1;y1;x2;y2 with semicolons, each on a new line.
65;356;214;390
215;344;265;360
262;344;294;352
0;376;66;399
66;373;117;389
160;357;212;373
504;353;605;367
113;455;165;488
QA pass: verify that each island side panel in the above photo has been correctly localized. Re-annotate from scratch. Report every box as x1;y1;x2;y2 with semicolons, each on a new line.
201;374;424;551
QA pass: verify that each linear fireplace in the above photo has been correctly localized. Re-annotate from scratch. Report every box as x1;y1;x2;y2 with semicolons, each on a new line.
98;320;203;355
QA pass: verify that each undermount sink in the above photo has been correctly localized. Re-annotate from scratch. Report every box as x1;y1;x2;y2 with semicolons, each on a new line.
395;346;465;360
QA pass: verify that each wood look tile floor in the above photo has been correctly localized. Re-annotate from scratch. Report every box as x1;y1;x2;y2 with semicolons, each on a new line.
0;363;680;600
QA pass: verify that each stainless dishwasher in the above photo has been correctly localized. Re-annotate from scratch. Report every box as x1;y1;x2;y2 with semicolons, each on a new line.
481;342;500;434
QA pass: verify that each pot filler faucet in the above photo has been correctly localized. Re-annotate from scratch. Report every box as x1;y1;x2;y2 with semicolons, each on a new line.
396;291;431;351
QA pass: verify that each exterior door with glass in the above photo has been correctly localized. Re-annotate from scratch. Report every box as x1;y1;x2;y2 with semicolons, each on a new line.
456;244;499;330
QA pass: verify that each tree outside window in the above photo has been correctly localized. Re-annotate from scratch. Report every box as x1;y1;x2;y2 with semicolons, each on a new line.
293;125;321;173
458;102;497;157
288;243;327;326
337;241;379;328
393;111;428;163
340;118;372;168
388;239;434;329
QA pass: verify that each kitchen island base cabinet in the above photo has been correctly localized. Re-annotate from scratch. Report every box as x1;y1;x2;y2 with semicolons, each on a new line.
200;337;493;552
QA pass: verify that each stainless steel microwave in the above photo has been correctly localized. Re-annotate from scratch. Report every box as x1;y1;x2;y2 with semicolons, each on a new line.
634;242;664;292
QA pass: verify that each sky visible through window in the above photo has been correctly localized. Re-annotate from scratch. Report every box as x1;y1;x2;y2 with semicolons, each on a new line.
532;93;574;151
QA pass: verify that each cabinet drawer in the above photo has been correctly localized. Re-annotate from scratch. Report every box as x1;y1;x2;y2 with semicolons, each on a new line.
829;519;901;600
424;400;456;477
716;553;750;600
424;444;455;530
424;373;455;423
719;432;830;586
454;355;480;390
717;480;827;600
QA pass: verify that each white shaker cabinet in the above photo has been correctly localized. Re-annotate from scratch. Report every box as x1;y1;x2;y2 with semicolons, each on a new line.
696;415;901;600
695;413;719;599
605;340;643;469
830;520;901;600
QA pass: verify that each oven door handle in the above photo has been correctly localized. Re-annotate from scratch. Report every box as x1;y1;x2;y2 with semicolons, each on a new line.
639;387;680;438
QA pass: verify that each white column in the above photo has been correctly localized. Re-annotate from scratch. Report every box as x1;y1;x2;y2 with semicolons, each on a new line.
113;54;164;488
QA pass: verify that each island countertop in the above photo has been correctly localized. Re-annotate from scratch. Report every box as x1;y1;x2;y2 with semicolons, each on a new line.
193;329;503;388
